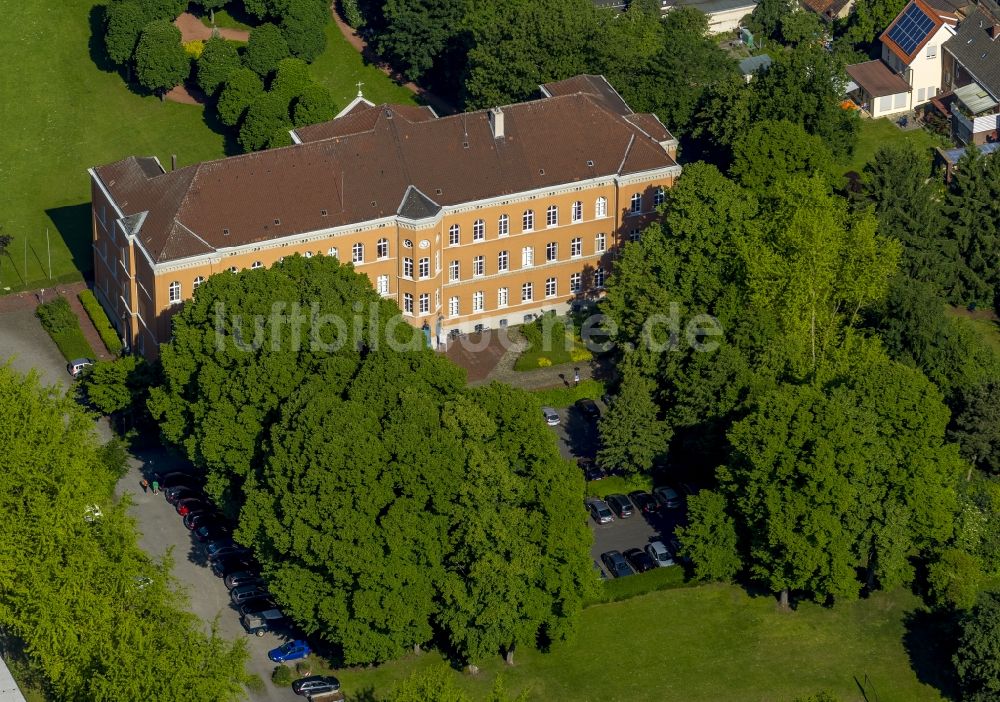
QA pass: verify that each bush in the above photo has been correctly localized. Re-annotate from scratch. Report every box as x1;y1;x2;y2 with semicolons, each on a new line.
586;565;690;606
536;357;552;368
78;290;124;355
570;347;593;363
97;437;130;480
271;665;293;686
340;0;364;27
183;39;205;59
36;297;77;335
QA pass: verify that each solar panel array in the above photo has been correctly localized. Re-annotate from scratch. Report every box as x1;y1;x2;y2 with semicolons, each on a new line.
887;3;936;55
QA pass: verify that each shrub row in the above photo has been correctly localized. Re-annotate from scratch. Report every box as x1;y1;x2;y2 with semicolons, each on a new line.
78;289;124;355
532;379;604;408
586;565;691;606
35;298;95;362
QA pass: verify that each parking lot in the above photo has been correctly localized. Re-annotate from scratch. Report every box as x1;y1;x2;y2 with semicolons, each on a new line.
545;403;686;577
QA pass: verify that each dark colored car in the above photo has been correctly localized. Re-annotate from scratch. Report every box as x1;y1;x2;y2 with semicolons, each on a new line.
668;536;689;563
155;472;203;490
579;458;607;482
628;491;659;516
184;511;222;530
654;486;683;510
292;675;341;696
600;550;635;578
606;493;634;519
623;548;657;573
593;560;608;580
211;555;258;578
165;486;200;505
575;398;601;421
231;583;270;605
224;571;264;590
204;538;244;559
209;545;252;563
585;498;614;525
176;498;208;516
195;523;232;542
238;597;278;616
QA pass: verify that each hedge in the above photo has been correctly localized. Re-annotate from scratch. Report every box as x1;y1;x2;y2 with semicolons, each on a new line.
35;297;94;362
586;564;691;606
532;379;604;408
78;290;123;355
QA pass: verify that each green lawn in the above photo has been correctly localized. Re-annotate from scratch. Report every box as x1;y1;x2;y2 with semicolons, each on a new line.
194;6;256;30
945;306;1000;355
0;1;414;295
335;585;947;702
532;379;605;408
837;118;949;176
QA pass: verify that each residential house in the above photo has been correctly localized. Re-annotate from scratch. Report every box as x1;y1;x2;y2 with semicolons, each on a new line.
661;0;758;32
846;0;958;117
89;75;681;358
941;0;1000;143
801;0;855;22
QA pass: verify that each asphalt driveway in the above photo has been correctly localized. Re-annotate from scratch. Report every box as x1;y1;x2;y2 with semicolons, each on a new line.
0;306;70;389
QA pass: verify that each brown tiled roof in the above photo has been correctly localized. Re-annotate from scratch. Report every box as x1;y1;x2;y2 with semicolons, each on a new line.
94;87;678;265
297;101;437;142
846;60;913;97
801;0;853;16
540;74;633;116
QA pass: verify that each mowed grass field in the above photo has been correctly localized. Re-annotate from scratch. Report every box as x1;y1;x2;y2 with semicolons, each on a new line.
0;1;414;294
838;118;949;176
336;584;948;702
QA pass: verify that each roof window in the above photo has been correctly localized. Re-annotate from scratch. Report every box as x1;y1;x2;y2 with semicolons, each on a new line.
320;209;328;216
223;228;230;236
274;219;280;225
586;160;594;167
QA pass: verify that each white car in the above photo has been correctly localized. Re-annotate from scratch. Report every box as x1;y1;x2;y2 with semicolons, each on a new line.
645;540;675;567
542;407;560;426
67;358;94;378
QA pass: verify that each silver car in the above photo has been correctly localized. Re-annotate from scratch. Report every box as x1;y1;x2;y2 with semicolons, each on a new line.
645;540;676;567
586;498;614;524
542;407;560;426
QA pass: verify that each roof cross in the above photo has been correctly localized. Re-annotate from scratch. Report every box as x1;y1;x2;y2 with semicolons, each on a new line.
356;81;364;98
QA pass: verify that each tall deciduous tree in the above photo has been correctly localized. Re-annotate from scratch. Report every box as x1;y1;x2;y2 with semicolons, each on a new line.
134;20;189;97
730;120;834;191
955;591;1000;700
293;84;337;126
280;0;328;62
104;0;149;67
245;22;291;77
597;361;670;474
379;0;468;81
950;380;1000;474
217;67;265;126
674;490;742;582
196;36;241;95
239;91;294;151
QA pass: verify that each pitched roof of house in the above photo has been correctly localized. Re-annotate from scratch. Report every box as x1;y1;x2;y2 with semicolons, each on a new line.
881;0;956;64
846;59;914;96
94;81;678;265
801;0;853;19
944;4;1000;99
540;74;633;116
739;54;773;75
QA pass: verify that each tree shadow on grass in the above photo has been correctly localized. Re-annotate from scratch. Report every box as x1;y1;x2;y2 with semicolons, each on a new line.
902;608;961;700
45;203;95;281
201;98;243;157
88;5;116;73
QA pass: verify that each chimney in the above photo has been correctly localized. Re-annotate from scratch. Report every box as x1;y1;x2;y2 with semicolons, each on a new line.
489;107;504;139
171;154;177;171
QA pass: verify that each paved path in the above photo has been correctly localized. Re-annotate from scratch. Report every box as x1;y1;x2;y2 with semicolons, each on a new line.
0;282;113;362
173;12;250;42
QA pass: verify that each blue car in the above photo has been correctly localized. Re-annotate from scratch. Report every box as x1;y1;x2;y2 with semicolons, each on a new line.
268;640;312;663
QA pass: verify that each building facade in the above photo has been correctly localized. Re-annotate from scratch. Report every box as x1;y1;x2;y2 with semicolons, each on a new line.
90;75;680;358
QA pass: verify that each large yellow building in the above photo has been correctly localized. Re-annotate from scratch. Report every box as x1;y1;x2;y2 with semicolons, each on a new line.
89;75;681;357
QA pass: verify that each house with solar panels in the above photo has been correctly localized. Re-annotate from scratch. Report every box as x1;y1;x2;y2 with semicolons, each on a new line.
940;0;1000;143
846;0;960;118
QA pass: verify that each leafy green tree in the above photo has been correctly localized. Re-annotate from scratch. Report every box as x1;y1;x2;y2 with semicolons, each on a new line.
463;0;597;108
196;36;241;95
942;147;1000;305
239;90;293;151
780;9;824;46
270;57;312;99
730;119;834;191
217;67;265;126
388;665;469;702
840;0;908;49
955;592;1000;701
674;490;741;582
597;362;669;474
134;20;189;97
280;0;328;61
142;0;188;20
379;0;469;81
293;84;337;126
950;380;1000;474
747;0;793;41
245;22;291;77
81;356;157;431
105;0;149;67
692;75;755;149
927;547;984;610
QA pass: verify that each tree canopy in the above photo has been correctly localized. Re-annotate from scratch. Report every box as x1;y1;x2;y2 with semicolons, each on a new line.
134;19;189;96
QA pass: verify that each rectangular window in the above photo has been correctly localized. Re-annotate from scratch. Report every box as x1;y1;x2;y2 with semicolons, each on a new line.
521;282;533;302
893;92;907;109
419;293;430;314
403;293;413;314
926;44;937;59
403;257;413;278
572;201;582;222
630;193;642;214
878;95;893;113
449;296;460;317
546;242;558;262
449;225;460;246
570;238;582;257
435;289;440;310
352;243;364;263
917;87;926;102
498;214;509;237
497;250;509;272
522;210;534;232
545;277;557;297
449;260;459;282
570;272;581;292
595;268;606;287
473;291;484;312
522;246;534;267
546;205;558;227
498;287;508;307
595;232;606;253
376;275;389;294
473;220;485;241
473;255;485;277
418;257;430;279
328;247;338;258
596;197;607;218
629;229;641;243
654;187;665;206
435;251;440;273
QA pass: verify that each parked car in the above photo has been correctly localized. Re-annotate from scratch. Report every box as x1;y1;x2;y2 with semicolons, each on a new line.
185;511;223;530
645;540;675;568
241;608;286;637
606;493;634;518
209;545;252;563
211;555;257;578
542;407;560;426
224;571;264;590
628;491;658;515
679;482;699;497
204;538;245;559
623;548;657;573
269;640;312;663
575;398;601;421
585;498;614;525
176;498;208;517
165;486;200;505
231;583;270;605
578;458;607;482
593;560;608;580
155;471;203;490
600;550;635;578
195;523;232;542
67;358;94;378
654;486;682;510
238;598;278;616
292;675;341;696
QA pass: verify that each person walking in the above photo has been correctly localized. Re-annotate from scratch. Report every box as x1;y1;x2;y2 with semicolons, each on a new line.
151;480;159;495
574;368;580;386
140;478;149;494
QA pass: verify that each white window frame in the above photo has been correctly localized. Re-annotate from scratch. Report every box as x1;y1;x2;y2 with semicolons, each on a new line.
498;287;509;307
498;214;509;237
596;197;607;218
448;296;460;317
473;219;485;241
403;293;413;314
595;268;606;287
418;293;430;314
376;275;390;295
472;291;484;312
352;243;364;263
449;224;460;246
595;232;606;253
449;260;460;282
418;257;430;279
572;200;582;222
522;246;534;268
168;281;182;303
328;247;338;258
376;238;389;259
522;209;534;232
498;250;509;272
403;257;414;278
630;193;642;214
570;238;582;257
570;272;581;293
545;277;557;298
473;255;485;277
193;276;205;290
654;187;665;206
521;282;533;302
251;260;263;269
546;205;558;227
546;242;558;262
